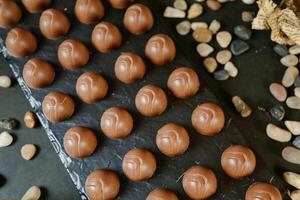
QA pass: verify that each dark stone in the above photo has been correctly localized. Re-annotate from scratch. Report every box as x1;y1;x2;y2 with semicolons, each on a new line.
270;105;285;121
292;136;300;149
213;70;229;81
230;40;250;56
294;76;300;87
233;25;252;40
273;44;288;57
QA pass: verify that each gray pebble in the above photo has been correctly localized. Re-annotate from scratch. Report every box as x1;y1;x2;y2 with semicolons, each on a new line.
233;25;252;40
273;44;289;57
213;70;229;81
0;118;18;130
230;40;250;56
294;76;300;87
293;136;300;149
270;105;285;121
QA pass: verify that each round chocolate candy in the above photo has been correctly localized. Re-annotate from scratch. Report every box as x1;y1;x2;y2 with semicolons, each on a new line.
123;3;154;35
145;34;176;66
63;126;97;159
221;145;256;179
85;169;120;200
108;0;134;9
0;0;22;28
245;182;282;200
91;22;122;53
182;166;217;199
58;39;90;70
135;84;168;117
114;52;146;84
75;0;105;24
76;72;108;104
39;8;70;39
100;107;133;139
191;103;225;136
22;0;51;13
167;67;200;99
122;148;156;181
5;28;37;58
156;123;190;157
42;92;75;123
23;58;55;89
146;188;179;200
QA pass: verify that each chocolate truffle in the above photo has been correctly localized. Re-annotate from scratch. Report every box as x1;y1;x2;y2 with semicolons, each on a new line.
39;9;70;39
100;107;133;139
145;34;176;66
22;0;51;13
85;169;120;200
42;92;75;123
92;22;122;53
146;188;179;200
221;145;256;179
182;166;217;200
156;123;190;157
63;126;97;159
0;0;22;28
124;4;154;35
5;28;37;58
114;52;146;84
76;72;108;104
135;85;168;117
122;148;156;181
75;0;105;24
58;39;90;70
191;103;225;136
167;67;200;99
108;0;134;9
23;58;55;89
245;182;282;200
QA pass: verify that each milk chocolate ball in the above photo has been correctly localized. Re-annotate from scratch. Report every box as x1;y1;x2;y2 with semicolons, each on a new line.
124;3;154;35
182;166;217;200
221;145;256;179
5;28;37;58
245;182;282;200
146;188;179;200
58;39;90;70
85;169;120;200
122;148;156;181
0;0;22;28
145;34;176;66
108;0;134;9
39;9;70;39
22;0;51;13
114;52;146;84
135;85;168;117
167;67;200;99
191;103;225;136
100;107;133;139
76;72;108;104
156;123;190;157
42;92;75;123
92;22;122;53
23;58;55;89
75;0;105;24
63;126;97;159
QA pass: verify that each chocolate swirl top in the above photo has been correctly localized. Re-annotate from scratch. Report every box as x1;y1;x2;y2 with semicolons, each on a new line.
191;103;225;136
22;0;51;13
167;67;200;99
58;39;90;70
221;145;256;179
100;107;133;139
39;8;70;39
63;126;97;159
182;166;218;199
122;148;156;181
123;3;154;35
156;123;190;157
0;0;22;28
145;34;176;66
42;91;75;123
146;188;179;200
114;52;146;84
245;182;282;200
135;84;168;117
75;0;105;24
85;169;120;200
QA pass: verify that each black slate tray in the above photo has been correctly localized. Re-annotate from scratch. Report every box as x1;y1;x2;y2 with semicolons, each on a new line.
0;0;289;199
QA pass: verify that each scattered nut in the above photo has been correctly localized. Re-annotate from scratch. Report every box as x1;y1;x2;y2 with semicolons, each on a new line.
283;172;300;189
282;146;300;165
21;144;37;160
21;186;41;200
232;96;252;117
24;111;37;128
266;123;292;142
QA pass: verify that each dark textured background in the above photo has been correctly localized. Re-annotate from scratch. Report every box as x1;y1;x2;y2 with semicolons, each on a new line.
0;0;299;199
